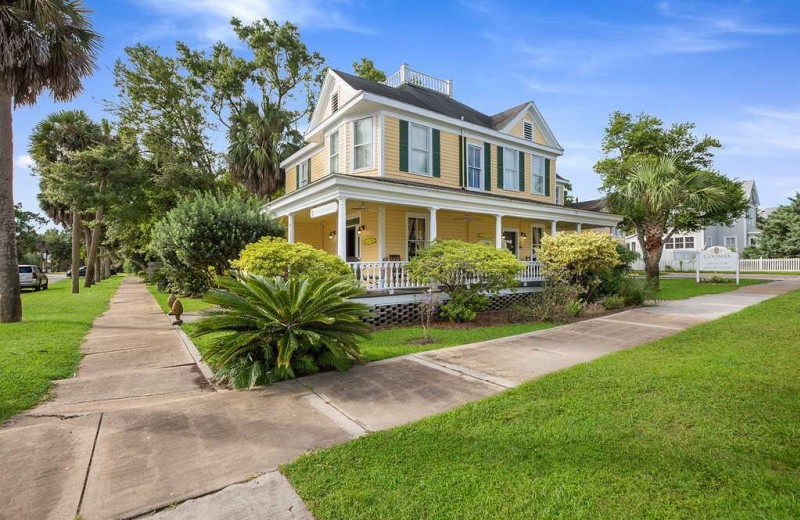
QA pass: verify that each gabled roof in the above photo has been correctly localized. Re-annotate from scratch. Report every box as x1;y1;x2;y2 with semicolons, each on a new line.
568;198;607;212
489;102;529;130
333;69;498;128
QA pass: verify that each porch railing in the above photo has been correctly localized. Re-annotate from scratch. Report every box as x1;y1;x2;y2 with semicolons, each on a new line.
348;260;543;293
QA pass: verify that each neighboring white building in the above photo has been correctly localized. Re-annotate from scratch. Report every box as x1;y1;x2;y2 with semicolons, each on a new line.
625;180;761;256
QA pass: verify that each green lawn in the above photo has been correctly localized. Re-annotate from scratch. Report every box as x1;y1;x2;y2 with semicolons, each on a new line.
146;284;215;313
360;323;555;361
656;277;765;300
0;276;124;422
283;288;800;520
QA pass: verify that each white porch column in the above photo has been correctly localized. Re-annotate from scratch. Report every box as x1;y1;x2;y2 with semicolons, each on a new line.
337;196;347;260
576;222;582;233
551;220;558;236
429;207;438;243
287;213;295;243
377;206;386;261
495;214;503;249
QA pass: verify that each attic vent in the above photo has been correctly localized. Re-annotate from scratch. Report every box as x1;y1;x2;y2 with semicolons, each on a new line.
523;121;533;141
331;91;339;113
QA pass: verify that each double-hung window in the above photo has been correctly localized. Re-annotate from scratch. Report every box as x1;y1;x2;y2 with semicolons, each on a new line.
298;161;309;188
531;155;545;194
329;129;340;174
503;148;518;190
410;123;431;175
353;117;373;170
466;144;482;189
684;236;695;249
724;236;737;250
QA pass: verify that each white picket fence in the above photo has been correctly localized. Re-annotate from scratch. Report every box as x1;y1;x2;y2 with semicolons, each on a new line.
632;256;800;273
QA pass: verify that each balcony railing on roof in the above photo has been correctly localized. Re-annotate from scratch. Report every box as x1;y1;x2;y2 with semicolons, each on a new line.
384;64;453;97
347;260;543;294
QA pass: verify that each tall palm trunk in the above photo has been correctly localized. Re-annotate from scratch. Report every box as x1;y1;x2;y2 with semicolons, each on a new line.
71;211;82;294
84;204;103;288
642;223;665;289
0;80;22;322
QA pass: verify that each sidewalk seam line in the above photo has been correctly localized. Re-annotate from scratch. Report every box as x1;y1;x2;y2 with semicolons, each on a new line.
76;412;103;517
296;380;371;435
408;355;515;389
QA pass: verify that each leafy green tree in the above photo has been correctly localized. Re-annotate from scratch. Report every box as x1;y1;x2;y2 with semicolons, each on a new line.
151;190;283;294
196;273;370;388
595;112;748;285
178;18;325;199
30;110;101;293
14;204;46;262
353;58;386;82
408;240;522;322
0;0;99;320
42;229;72;271
233;237;351;279
606;156;737;286
756;194;800;258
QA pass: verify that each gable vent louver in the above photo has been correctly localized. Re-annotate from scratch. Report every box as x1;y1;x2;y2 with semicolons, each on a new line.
331;92;339;113
523;121;533;141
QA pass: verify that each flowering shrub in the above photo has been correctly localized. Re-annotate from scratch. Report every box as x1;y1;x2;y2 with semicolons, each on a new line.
232;237;351;280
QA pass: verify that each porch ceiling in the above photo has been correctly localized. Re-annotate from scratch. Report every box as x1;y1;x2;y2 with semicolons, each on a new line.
267;174;622;227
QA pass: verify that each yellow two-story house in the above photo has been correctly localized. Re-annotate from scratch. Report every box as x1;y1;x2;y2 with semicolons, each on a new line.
267;65;621;292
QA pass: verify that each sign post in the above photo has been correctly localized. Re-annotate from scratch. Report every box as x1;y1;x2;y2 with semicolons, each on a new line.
697;246;740;284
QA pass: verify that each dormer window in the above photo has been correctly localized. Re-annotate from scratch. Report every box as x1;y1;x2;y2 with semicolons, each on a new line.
523;121;533;141
331;91;339;113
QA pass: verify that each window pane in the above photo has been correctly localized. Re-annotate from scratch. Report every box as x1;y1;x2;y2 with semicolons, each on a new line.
504;149;516;170
411;150;429;173
411;125;429;150
354;119;371;145
685;237;695;248
355;145;371;169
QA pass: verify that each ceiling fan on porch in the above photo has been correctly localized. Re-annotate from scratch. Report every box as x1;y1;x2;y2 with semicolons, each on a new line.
352;202;377;212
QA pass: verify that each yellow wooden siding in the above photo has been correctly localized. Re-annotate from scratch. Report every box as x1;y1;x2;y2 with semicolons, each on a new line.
508;116;547;146
383;116;557;205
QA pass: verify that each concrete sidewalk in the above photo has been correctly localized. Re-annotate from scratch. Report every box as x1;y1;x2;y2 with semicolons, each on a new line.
1;277;798;520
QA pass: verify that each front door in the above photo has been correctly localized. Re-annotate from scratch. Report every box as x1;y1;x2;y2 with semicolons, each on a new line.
346;217;360;261
504;231;518;257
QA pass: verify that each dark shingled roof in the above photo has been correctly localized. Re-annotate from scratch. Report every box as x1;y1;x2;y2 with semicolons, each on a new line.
568;199;607;212
333;69;527;131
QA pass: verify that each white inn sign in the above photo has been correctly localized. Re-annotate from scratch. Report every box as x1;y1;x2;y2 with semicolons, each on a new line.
696;246;740;284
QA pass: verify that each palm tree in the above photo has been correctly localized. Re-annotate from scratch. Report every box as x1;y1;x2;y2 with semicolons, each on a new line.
607;156;728;287
194;273;371;389
227;100;301;200
29;110;101;293
0;0;100;321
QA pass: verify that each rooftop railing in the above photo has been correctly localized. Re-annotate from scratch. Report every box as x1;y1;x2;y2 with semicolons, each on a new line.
384;64;453;97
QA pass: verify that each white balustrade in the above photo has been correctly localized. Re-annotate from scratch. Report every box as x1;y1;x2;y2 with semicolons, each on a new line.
348;261;543;293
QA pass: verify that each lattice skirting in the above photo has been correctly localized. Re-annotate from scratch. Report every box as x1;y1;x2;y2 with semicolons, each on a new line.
360;289;540;328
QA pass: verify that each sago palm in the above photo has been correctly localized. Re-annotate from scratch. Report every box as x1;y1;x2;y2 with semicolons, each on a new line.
0;0;99;321
607;155;727;287
194;273;372;389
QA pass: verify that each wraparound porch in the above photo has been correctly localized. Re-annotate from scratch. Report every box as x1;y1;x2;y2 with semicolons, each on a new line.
266;174;623;292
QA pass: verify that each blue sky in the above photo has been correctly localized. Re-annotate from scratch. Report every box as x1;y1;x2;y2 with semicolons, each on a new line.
11;0;800;222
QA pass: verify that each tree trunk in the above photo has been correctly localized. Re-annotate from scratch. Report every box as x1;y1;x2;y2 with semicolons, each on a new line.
84;205;103;288
642;224;665;289
644;246;663;288
71;212;82;294
0;80;21;322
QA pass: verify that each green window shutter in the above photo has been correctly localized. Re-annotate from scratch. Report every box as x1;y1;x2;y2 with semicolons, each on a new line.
544;158;551;196
483;142;491;191
432;129;441;177
399;120;409;172
518;151;525;192
458;135;464;186
306;158;311;183
497;145;504;189
295;165;300;190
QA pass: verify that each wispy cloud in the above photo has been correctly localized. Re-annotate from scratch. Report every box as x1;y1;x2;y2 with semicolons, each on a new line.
15;155;34;169
471;1;794;76
721;107;800;157
133;0;371;41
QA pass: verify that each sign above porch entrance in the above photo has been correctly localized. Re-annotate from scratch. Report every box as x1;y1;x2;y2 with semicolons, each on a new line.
310;201;338;219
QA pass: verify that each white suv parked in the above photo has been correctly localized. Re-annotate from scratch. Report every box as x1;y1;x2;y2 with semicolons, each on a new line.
19;265;48;291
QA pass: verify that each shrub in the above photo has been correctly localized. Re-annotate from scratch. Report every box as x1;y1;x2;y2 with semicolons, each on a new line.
618;277;657;306
195;273;372;388
598;244;640;297
519;281;584;323
741;246;761;259
602;294;626;310
232;237;351;280
537;232;621;300
407;240;523;322
701;274;730;284
151;190;282;295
